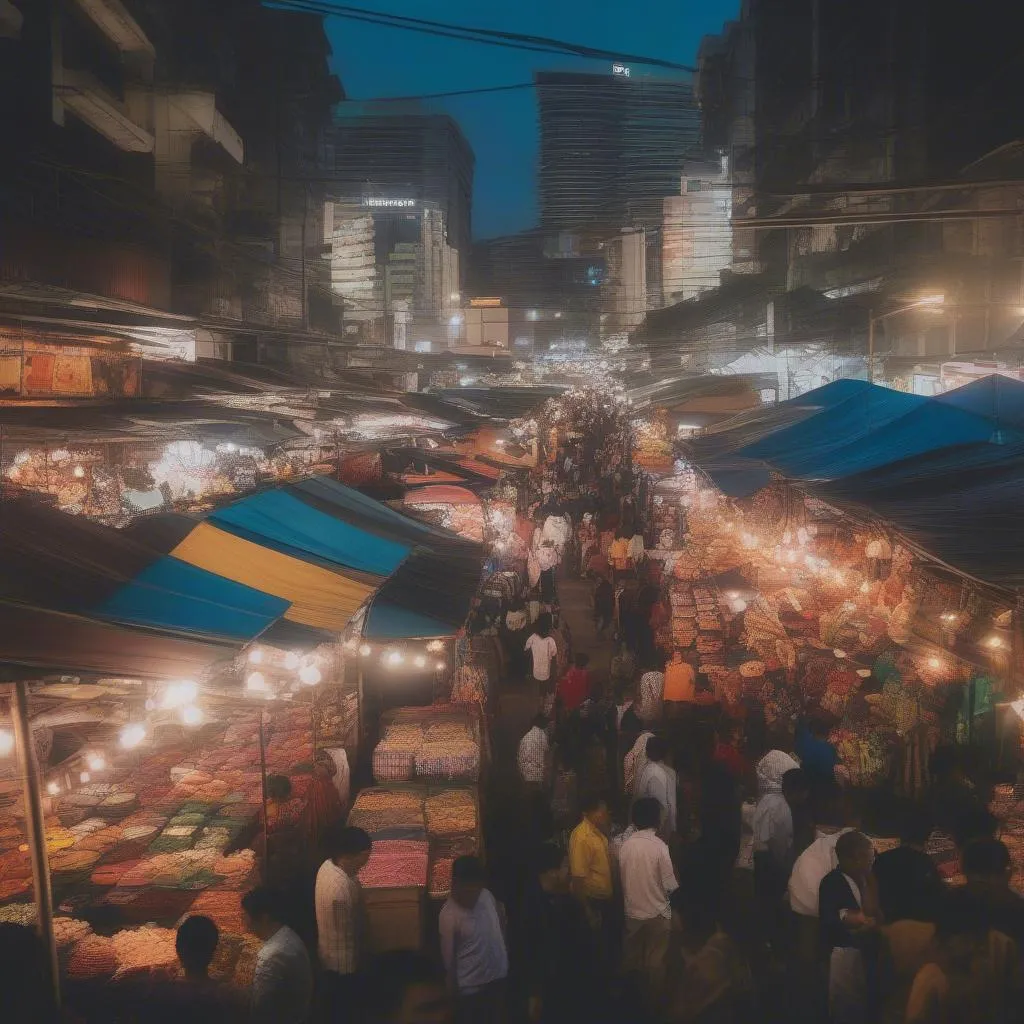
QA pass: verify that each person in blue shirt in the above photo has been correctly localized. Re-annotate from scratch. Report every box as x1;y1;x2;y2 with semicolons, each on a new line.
795;716;840;800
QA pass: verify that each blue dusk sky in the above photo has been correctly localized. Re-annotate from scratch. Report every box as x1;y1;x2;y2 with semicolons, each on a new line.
326;1;739;240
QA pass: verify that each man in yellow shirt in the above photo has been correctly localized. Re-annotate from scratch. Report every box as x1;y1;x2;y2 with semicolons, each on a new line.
663;650;696;726
569;795;614;965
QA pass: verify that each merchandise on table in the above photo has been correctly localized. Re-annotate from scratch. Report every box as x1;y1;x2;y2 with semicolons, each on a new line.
424;789;477;836
358;839;429;889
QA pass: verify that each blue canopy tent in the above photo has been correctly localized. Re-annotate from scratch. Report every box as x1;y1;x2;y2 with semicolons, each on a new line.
0;500;289;643
935;374;1024;430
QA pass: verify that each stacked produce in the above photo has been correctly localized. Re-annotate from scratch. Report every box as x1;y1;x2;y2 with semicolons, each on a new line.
424;789;476;837
357;839;429;889
372;723;423;783
428;857;453;900
372;717;481;784
111;924;179;978
348;788;425;839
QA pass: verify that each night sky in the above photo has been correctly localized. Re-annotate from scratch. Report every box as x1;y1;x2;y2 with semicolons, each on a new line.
326;0;739;240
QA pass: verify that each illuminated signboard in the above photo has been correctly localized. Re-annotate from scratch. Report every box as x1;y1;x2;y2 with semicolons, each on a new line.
363;198;416;208
469;297;503;308
612;63;631;77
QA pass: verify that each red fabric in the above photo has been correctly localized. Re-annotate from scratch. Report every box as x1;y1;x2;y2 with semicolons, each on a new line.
713;742;748;779
557;667;590;713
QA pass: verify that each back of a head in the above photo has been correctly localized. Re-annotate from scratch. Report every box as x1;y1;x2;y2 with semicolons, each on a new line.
574;652;590;670
535;842;566;876
782;768;809;799
325;824;373;862
962;838;1011;881
531;713;549;731
899;803;934;847
451;855;485;887
645;736;667;763
953;806;998;850
242;885;284;925
580;792;608;817
835;830;870;866
265;773;292;801
176;915;219;974
537;613;552;637
631;796;662;831
935;887;991;943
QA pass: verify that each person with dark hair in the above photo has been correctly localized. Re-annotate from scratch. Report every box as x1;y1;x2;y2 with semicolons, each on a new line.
243;885;313;1024
905;888;1020;1024
315;824;372;1015
523;844;595;1023
961;837;1024;949
525;615;557;690
873;804;941;924
438;856;508;1024
712;718;748;781
795;716;839;794
362;951;451;1024
594;575;615;638
569;794;614;960
928;745;985;838
620;797;678;1005
176;914;220;980
818;831;879;1024
635;736;677;842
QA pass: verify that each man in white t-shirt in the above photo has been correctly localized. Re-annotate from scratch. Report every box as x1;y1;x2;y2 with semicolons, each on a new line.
525;618;557;688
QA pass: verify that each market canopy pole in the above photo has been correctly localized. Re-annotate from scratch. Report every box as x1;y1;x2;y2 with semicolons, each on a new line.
10;680;60;1008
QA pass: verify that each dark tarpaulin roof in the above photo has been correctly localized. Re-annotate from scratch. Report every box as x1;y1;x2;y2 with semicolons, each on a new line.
382;448;500;487
934;374;1024;429
435;386;563;420
0;600;235;677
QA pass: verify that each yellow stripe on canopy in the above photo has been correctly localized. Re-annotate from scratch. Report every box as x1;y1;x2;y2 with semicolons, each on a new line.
170;522;374;632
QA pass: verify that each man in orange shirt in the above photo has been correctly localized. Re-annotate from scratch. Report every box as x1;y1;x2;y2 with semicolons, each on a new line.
663;650;696;723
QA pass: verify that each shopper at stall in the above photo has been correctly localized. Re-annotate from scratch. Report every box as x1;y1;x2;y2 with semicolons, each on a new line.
873;805;941;926
557;652;592;717
624;727;656;798
663;650;697;717
314;825;372;1015
619;797;679;1002
818;831;879;1024
438;856;509;1024
794;716;840;799
243;885;314;1024
712;719;748;781
635;736;677;842
636;660;665;725
167;916;248;1022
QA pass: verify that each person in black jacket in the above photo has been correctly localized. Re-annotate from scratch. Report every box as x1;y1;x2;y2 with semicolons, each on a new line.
873;803;942;925
819;830;879;1024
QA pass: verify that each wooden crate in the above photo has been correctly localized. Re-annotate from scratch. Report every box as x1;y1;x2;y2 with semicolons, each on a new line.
363;884;425;953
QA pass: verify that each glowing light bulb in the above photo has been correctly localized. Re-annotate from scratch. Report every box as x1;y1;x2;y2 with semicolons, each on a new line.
860;582;870;594
413;655;427;669
79;772;90;784
248;648;264;664
0;730;13;757
47;781;60;796
72;465;85;479
246;672;267;692
181;705;203;726
928;657;942;670
435;661;446;672
359;644;372;658
120;723;146;749
384;650;404;668
87;754;106;772
284;652;301;670
988;635;1004;649
426;640;445;653
299;665;322;686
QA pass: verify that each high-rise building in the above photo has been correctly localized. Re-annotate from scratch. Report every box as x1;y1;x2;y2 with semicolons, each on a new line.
536;69;700;239
331;105;474;277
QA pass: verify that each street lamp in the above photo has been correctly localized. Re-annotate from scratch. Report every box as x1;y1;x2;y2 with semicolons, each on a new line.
868;294;944;382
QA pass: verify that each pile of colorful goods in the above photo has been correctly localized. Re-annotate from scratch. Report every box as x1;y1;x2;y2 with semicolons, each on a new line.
415;740;480;782
428;857;453;899
357;839;429;889
66;934;119;980
348;788;425;839
111;924;179;979
424;789;477;837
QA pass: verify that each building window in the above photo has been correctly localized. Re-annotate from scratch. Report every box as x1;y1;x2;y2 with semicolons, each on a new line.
686;180;703;193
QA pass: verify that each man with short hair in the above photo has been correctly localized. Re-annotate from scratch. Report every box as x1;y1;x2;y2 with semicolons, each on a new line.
438;856;508;1024
524;615;558;689
819;831;879;1024
569;794;614;962
619;797;678;1002
635;736;677;841
243;885;313;1024
872;804;940;924
315;824;372;1014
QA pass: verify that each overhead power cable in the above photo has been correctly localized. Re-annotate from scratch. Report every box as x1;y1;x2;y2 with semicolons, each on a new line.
268;0;695;71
